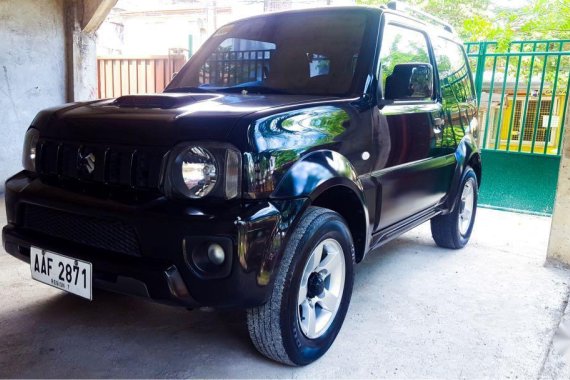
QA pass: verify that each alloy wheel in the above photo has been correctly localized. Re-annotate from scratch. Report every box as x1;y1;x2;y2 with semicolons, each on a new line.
297;238;346;339
458;178;476;236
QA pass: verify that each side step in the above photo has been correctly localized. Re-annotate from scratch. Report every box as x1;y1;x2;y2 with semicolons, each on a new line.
368;206;442;252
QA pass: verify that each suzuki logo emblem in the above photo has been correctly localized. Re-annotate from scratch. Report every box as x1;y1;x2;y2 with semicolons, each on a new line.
79;152;96;174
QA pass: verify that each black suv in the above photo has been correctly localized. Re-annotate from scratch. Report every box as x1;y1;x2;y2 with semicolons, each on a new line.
3;4;481;365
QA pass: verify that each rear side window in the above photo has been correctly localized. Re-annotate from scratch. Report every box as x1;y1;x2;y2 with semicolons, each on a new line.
433;38;475;102
379;24;431;93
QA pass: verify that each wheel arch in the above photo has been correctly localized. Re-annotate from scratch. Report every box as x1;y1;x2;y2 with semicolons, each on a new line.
271;150;370;263
444;137;482;212
468;151;482;188
311;184;369;263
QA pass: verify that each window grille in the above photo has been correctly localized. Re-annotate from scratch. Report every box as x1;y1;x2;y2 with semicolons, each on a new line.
511;98;557;143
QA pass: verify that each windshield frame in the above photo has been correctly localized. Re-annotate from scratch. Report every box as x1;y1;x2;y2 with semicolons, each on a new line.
165;8;379;97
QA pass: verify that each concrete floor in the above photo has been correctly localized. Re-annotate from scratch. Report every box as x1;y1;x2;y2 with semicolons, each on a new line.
1;199;570;379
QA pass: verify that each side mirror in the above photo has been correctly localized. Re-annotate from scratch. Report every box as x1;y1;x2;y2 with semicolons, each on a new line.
384;63;433;101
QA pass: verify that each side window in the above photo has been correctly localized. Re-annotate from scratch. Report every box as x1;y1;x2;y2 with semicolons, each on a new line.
379;24;431;97
433;38;475;103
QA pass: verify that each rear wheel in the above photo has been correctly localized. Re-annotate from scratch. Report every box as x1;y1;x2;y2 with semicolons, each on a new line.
431;166;478;249
246;207;355;366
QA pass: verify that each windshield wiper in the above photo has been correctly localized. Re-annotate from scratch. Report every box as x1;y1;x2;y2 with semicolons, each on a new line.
217;86;291;95
163;86;221;93
165;85;291;95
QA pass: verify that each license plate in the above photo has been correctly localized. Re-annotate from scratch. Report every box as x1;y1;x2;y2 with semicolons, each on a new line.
30;247;93;300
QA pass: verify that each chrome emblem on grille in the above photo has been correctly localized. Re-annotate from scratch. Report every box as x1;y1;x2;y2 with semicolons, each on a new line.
80;152;96;174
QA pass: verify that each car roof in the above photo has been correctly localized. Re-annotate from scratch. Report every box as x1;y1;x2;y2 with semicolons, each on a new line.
383;9;463;44
224;6;381;25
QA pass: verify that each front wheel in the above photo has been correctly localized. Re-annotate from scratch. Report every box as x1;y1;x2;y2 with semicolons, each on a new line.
431;166;478;249
246;206;355;366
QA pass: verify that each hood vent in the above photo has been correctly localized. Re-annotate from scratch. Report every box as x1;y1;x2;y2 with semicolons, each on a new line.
113;94;216;109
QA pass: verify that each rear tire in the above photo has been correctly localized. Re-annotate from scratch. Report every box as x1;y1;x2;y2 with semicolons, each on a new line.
431;166;478;249
246;206;355;366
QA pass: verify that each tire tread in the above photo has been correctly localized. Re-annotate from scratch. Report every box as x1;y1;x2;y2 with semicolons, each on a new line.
431;213;459;248
246;207;340;365
431;166;478;249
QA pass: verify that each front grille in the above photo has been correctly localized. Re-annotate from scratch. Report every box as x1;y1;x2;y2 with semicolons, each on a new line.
36;140;166;191
23;205;141;256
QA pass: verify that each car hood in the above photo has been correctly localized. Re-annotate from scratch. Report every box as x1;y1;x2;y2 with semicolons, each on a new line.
34;92;333;146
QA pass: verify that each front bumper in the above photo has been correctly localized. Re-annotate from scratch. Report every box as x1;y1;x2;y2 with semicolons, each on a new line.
2;171;307;308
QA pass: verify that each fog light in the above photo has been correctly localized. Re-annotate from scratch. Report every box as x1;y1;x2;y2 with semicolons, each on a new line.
184;237;232;279
207;243;225;265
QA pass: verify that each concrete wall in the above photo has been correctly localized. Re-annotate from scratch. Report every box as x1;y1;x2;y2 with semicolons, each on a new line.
547;95;570;267
0;0;67;192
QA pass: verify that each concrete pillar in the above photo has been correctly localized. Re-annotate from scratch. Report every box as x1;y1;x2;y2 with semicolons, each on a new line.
0;0;115;192
547;94;570;267
0;0;67;192
65;0;116;102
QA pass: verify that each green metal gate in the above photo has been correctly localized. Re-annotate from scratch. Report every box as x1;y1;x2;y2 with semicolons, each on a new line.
465;40;570;215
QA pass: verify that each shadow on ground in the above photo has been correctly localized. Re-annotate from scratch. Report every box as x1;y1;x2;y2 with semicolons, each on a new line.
1;209;569;378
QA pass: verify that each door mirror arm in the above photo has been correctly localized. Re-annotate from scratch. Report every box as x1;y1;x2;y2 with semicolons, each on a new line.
377;98;388;110
376;80;387;109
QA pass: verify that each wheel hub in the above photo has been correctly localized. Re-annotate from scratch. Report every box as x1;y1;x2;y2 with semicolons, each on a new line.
297;238;346;339
307;272;325;298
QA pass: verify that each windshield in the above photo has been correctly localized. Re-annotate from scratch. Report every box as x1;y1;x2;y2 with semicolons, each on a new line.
166;9;376;96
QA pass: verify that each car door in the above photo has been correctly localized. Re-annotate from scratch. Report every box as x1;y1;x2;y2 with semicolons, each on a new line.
371;20;455;231
432;36;478;153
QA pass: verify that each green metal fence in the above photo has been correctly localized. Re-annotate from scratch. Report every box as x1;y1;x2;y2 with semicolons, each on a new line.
465;40;570;214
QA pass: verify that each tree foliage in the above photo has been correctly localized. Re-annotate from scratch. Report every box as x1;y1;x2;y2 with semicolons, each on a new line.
356;0;570;45
519;0;570;40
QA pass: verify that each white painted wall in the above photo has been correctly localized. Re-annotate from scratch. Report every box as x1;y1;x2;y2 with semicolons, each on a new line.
0;0;67;192
96;0;356;57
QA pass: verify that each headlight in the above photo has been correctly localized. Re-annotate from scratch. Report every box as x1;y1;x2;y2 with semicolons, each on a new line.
164;142;241;200
180;147;218;198
22;128;39;172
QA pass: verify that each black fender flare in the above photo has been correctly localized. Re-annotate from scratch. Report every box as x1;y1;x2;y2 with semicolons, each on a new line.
271;149;371;256
272;150;363;199
444;135;481;213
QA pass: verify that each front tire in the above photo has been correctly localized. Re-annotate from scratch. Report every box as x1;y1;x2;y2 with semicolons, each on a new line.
246;206;355;366
431;166;478;249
